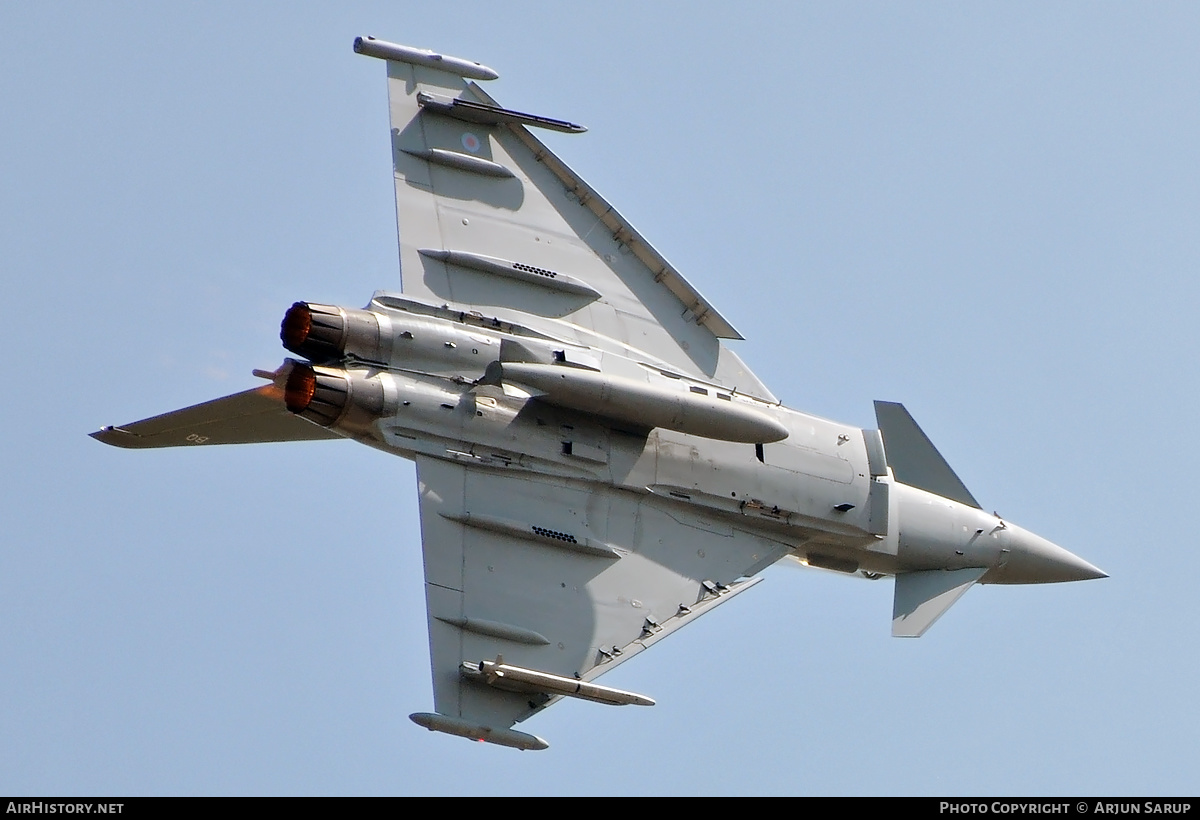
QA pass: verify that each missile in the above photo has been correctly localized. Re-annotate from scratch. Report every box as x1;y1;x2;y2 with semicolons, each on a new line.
461;657;655;707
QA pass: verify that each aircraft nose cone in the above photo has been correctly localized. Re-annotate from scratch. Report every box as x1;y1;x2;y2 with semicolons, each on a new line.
999;523;1107;584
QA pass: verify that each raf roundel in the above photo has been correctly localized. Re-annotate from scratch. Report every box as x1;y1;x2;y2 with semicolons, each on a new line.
461;132;481;153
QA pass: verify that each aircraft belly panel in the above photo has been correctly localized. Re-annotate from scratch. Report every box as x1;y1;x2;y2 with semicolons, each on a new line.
652;430;873;535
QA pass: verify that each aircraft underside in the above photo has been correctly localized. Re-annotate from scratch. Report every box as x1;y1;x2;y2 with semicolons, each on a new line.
92;36;1104;750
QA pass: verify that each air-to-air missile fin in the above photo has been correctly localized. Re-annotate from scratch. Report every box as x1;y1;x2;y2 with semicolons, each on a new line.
873;401;982;509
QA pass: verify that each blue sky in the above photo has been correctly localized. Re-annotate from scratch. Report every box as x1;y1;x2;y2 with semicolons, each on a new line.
3;2;1198;795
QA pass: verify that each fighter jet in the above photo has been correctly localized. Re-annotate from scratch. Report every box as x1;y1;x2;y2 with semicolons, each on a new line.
92;36;1105;751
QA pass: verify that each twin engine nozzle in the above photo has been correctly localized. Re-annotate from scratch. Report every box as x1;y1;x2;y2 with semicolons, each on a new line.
277;300;790;445
279;300;480;434
283;361;387;430
280;301;384;364
280;301;387;429
283;363;347;425
280;301;390;429
281;302;361;426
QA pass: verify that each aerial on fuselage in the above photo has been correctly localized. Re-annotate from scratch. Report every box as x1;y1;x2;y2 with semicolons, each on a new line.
92;35;1105;751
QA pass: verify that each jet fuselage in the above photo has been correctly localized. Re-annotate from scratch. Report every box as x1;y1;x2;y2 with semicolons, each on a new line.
280;295;1102;595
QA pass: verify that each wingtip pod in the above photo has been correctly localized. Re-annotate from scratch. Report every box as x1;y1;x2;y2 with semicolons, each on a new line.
353;36;499;81
409;712;549;751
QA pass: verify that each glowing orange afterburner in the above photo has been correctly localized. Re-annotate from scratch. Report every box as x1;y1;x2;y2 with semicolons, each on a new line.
280;302;313;352
284;364;316;413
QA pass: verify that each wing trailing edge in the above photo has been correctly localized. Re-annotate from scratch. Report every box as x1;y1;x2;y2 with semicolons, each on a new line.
91;363;342;449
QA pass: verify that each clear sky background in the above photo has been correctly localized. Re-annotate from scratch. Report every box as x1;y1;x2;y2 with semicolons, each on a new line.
2;2;1197;796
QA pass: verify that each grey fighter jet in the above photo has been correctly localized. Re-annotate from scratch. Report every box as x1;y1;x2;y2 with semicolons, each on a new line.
92;37;1105;751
